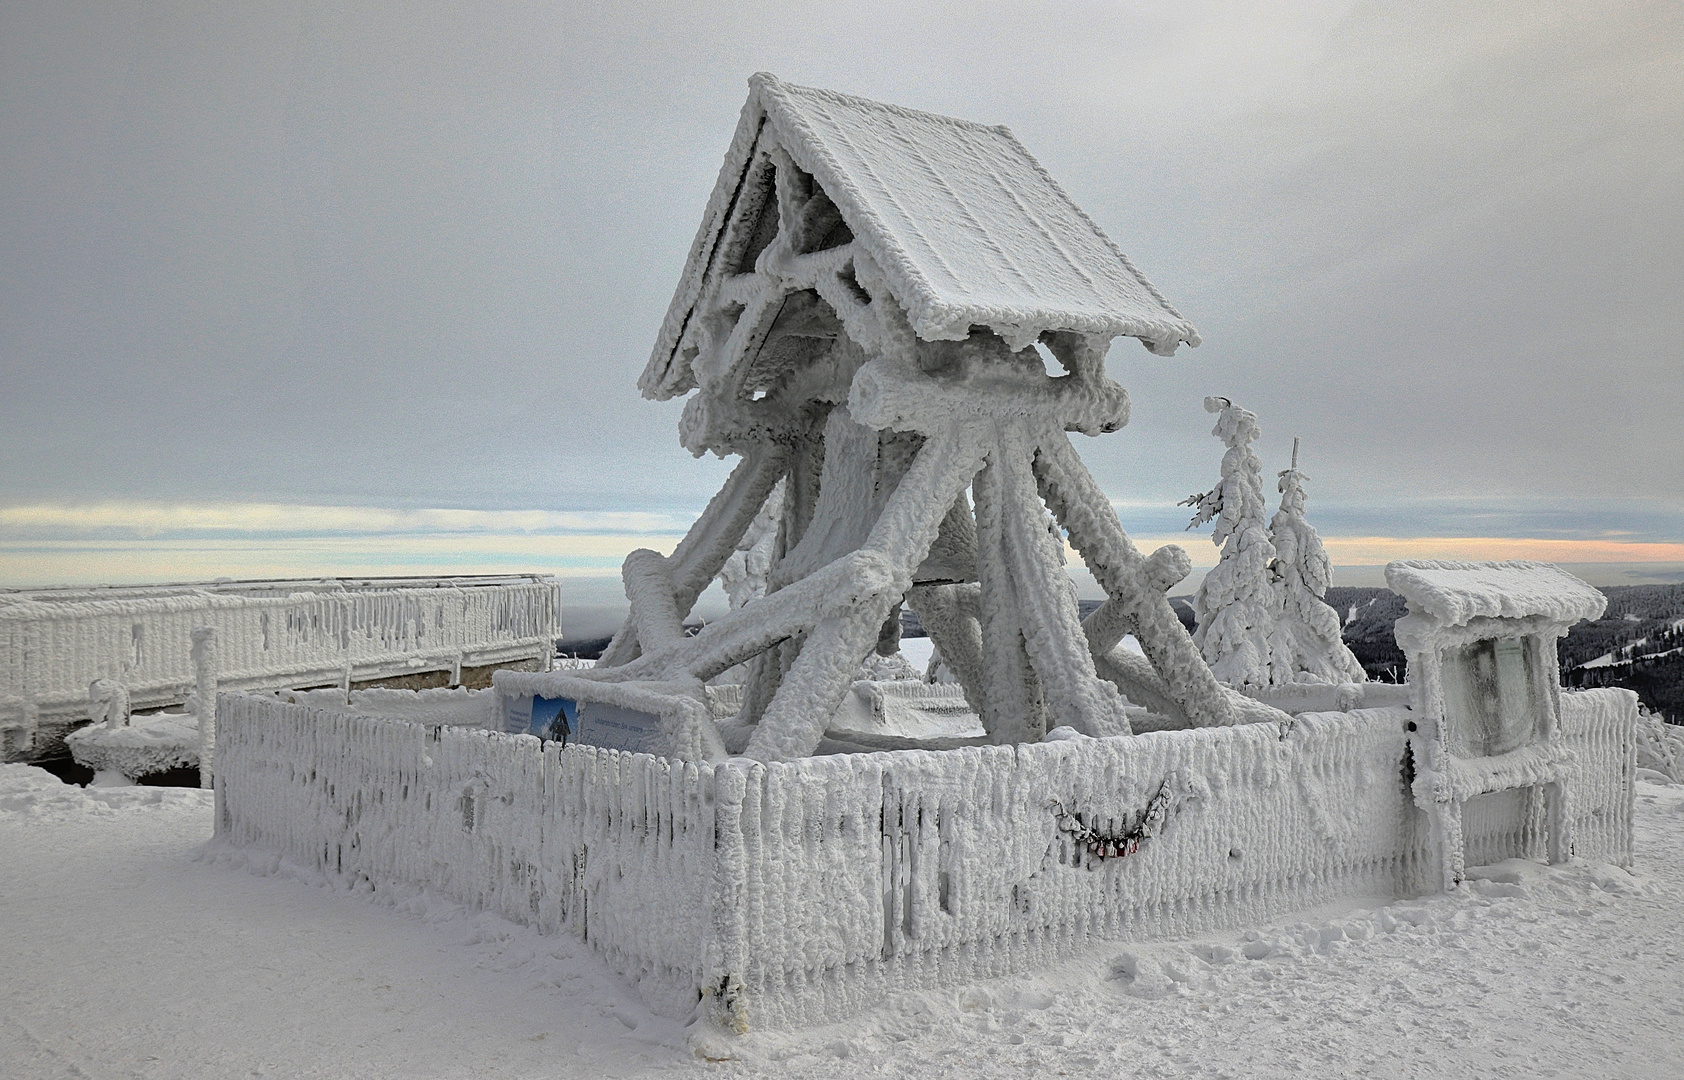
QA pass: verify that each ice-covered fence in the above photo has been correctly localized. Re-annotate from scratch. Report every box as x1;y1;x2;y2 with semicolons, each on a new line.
1462;686;1637;868
212;687;1635;1030
214;694;719;1017
1;576;561;760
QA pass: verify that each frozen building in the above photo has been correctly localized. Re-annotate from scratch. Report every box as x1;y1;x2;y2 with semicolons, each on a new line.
208;77;1638;1032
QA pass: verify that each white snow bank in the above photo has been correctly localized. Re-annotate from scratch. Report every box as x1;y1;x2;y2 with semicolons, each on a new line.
0;762;211;822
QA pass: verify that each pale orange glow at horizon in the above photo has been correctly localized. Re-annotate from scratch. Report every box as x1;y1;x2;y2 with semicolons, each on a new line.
1121;534;1684;569
1317;536;1684;565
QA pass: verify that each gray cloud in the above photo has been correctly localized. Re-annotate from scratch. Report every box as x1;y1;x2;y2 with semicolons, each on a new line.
1;1;1676;544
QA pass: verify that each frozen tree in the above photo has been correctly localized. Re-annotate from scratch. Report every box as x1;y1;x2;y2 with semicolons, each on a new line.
1182;397;1284;690
1269;439;1366;684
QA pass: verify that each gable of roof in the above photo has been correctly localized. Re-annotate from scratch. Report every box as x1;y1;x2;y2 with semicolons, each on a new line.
642;74;1199;400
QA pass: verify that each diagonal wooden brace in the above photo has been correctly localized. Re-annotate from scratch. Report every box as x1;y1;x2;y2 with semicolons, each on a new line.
1033;435;1235;727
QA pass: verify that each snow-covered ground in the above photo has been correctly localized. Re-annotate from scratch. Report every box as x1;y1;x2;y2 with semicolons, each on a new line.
3;764;1682;1080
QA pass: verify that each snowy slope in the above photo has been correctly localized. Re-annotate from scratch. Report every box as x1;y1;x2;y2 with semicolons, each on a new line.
3;764;1682;1078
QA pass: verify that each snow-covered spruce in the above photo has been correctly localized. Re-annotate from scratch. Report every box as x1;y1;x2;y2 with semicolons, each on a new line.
1268;440;1365;684
1183;397;1283;690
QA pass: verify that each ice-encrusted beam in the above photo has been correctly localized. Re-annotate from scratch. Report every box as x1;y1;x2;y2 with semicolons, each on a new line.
600;448;789;668
972;443;1046;743
744;424;990;760
903;583;987;716
994;429;1132;737
608;548;903;686
622;549;689;656
775;405;883;584
1033;436;1236;728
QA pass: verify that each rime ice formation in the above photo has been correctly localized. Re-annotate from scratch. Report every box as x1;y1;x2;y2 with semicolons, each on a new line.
717;481;785;611
185;74;1648;1037
1388;559;1610;889
212;683;1637;1030
559;74;1242;762
0;576;562;764
1268;441;1366;685
1184;398;1281;690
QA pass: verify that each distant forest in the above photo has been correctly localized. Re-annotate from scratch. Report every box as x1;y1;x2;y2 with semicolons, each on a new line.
1329;583;1684;724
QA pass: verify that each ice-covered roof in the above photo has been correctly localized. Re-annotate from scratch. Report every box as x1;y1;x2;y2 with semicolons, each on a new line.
1385;560;1607;628
647;74;1199;390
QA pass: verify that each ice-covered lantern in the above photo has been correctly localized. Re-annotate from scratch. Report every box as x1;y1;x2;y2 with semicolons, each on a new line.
541;74;1253;762
1387;559;1607;889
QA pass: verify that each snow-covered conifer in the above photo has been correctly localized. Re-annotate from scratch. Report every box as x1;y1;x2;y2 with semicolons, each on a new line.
1269;439;1366;684
1182;397;1283;689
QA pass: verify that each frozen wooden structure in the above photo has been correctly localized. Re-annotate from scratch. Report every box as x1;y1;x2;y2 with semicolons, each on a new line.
203;77;1640;1033
1389;560;1610;889
212;678;1636;1030
558;73;1252;761
0;575;562;762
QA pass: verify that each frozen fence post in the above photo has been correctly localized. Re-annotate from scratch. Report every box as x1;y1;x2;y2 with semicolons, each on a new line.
89;679;131;729
191;626;218;788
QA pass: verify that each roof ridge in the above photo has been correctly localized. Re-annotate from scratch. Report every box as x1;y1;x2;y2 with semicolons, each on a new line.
750;72;1009;138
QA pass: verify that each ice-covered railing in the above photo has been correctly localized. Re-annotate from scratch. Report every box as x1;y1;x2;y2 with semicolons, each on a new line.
212;687;1635;1030
1;576;561;759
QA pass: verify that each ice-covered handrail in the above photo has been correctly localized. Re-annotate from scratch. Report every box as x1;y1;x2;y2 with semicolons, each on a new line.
1;576;561;759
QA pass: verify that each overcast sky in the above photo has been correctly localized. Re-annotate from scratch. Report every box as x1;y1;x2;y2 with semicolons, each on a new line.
2;0;1680;593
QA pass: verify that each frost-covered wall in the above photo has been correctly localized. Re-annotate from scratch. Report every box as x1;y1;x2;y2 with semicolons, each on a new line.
213;687;1635;1030
0;577;561;760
